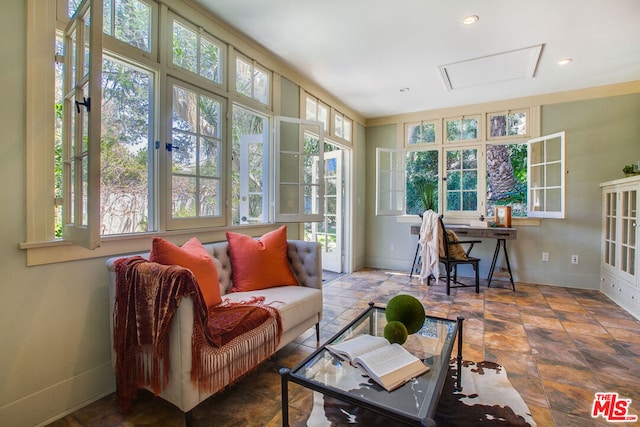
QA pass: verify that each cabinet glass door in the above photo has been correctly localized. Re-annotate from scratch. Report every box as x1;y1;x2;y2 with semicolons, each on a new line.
603;191;617;268
620;189;637;280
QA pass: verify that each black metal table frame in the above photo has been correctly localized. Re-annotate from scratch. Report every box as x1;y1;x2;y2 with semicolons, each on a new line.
279;303;464;427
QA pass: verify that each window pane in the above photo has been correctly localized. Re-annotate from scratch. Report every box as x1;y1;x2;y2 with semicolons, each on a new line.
462;170;477;190
445;148;478;213
68;0;81;17
199;178;219;216
200;36;222;83
508;112;526;135
335;114;343;137
447;171;461;190
172;175;196;217
235;57;252;97
530;165;544;188
407;124;420;145
318;104;328;131
173;21;197;74
305;97;316;121
547;162;562;186
280;184;298;214
172;86;197;132
100;58;152;234
529;141;544;164
546;188;562;212
446;119;461;141
200;137;219;176
489;113;507;137
172;133;196;174
344;118;352;142
462;118;477;140
407;122;435;145
253;66;269;104
232;106;268;224
405;150;439;214
447;192;461;211
486;143;528;217
546;136;562;162
462;191;477;210
112;0;151;52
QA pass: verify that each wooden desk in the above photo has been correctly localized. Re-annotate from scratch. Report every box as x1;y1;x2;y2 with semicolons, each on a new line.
410;224;517;290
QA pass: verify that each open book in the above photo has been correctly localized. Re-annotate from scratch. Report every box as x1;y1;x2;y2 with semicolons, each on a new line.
326;334;429;391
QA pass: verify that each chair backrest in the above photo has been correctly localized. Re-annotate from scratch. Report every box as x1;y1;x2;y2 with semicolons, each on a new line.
437;215;451;259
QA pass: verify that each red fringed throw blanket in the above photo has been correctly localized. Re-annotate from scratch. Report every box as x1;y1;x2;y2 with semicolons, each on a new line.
113;257;282;413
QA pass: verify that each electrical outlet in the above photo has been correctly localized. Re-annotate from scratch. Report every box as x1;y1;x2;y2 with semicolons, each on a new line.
542;252;549;262
571;254;579;264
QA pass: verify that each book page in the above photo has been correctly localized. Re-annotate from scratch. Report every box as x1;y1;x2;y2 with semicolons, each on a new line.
353;344;429;391
353;343;417;377
326;335;388;361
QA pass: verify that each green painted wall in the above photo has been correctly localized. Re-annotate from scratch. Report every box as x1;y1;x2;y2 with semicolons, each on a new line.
364;93;640;289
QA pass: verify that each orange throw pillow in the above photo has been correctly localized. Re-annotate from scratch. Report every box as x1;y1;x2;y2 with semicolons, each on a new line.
226;225;298;292
150;237;222;308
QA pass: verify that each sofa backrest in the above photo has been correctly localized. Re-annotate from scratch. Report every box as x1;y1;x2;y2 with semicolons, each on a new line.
105;239;322;296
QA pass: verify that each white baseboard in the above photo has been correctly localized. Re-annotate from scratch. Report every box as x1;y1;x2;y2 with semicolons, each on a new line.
0;362;115;427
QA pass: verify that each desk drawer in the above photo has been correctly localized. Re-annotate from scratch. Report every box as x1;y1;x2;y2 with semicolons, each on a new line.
449;227;516;240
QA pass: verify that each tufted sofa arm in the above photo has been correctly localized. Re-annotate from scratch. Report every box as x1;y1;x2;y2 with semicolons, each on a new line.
287;240;322;290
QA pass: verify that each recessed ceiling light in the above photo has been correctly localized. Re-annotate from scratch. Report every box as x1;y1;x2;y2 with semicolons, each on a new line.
557;58;572;66
462;15;479;25
399;87;410;92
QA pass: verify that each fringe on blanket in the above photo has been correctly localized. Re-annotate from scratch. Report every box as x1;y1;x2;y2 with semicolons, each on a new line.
191;297;283;394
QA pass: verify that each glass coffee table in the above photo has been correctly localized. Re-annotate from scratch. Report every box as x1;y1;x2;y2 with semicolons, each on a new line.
280;302;463;426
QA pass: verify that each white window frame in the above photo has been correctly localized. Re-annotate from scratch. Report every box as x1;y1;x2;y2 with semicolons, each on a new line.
444;114;481;143
487;109;529;140
443;145;483;217
304;94;329;132
165;77;227;230
405;119;439;147
168;12;226;88
234;52;272;108
376;148;406;216
527;131;566;219
274;117;325;223
378;116;561;221
61;0;102;249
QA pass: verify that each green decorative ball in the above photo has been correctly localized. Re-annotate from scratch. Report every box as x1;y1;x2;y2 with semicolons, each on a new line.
385;294;426;334
384;321;408;345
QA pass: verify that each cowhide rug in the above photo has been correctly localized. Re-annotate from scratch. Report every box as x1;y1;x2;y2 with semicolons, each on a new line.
306;360;536;426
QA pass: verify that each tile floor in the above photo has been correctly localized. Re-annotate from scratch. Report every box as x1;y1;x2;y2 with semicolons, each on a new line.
48;269;640;427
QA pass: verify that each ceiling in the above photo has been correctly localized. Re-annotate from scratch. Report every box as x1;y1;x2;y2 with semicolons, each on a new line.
193;0;640;119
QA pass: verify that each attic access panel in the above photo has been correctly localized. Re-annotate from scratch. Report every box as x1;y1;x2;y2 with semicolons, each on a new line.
438;44;543;91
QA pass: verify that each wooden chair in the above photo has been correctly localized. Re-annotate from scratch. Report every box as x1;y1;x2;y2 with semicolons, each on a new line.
428;216;482;295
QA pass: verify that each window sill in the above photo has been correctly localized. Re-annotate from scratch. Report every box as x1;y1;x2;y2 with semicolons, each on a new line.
20;224;282;266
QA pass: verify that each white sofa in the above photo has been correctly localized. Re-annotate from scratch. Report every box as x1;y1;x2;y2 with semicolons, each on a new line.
106;239;323;418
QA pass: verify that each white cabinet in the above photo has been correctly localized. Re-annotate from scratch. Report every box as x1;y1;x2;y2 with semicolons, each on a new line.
600;175;640;319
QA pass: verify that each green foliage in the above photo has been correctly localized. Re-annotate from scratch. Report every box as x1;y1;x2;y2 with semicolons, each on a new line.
405;150;438;215
413;177;437;212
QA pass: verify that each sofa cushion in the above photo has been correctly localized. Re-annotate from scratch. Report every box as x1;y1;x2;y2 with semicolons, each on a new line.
150;237;222;308
226;226;298;292
222;286;322;333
